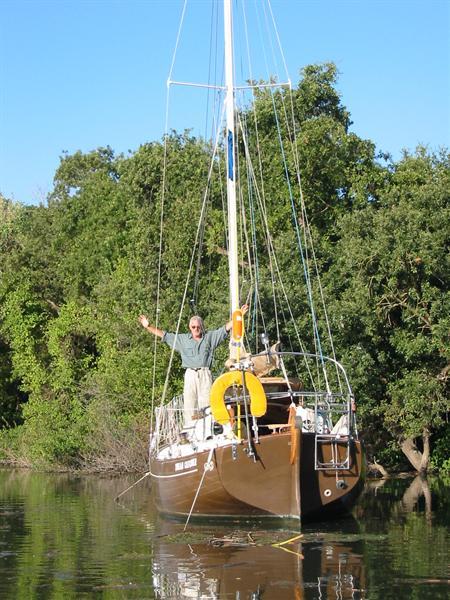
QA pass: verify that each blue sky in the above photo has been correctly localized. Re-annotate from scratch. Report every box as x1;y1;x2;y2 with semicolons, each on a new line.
1;0;449;206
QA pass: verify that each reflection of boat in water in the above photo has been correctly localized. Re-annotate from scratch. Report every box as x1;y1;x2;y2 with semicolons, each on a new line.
306;540;366;599
153;542;303;599
152;526;366;599
149;0;364;522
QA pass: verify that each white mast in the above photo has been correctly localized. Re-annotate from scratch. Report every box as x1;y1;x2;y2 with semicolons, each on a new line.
224;0;239;315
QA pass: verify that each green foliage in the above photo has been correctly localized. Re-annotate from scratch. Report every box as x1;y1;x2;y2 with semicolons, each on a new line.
0;194;23;253
384;371;447;439
0;197;28;427
429;427;450;474
295;63;351;127
46;301;97;392
326;148;450;468
0;284;48;395
0;338;25;429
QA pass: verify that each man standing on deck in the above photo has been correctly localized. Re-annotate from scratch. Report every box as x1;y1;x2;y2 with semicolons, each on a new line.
139;305;248;425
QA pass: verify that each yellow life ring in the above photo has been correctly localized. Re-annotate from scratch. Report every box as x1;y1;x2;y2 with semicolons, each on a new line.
210;370;267;425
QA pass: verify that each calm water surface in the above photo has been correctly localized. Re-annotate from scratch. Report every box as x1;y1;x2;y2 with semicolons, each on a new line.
0;468;448;599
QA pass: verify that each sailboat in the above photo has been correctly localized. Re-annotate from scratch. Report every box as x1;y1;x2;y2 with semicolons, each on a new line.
149;0;364;522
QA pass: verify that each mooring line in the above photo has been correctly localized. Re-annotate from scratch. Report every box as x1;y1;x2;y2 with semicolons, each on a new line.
183;446;215;531
114;471;151;502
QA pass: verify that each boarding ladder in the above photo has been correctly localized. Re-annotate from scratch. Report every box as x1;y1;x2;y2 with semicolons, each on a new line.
313;394;356;472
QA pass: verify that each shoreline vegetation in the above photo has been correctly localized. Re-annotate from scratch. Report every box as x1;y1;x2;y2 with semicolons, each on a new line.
0;64;448;476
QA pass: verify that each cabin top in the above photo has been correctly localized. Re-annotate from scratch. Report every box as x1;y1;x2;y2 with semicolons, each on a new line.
259;377;302;392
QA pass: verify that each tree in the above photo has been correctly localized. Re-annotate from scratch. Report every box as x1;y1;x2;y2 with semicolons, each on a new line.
0;196;27;428
328;148;450;473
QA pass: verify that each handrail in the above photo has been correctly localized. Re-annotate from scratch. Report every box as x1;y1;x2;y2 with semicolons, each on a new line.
263;351;354;397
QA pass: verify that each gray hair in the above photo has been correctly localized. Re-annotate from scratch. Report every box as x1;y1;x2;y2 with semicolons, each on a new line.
189;315;204;331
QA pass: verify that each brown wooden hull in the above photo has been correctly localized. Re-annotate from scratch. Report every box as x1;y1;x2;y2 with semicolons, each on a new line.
150;430;364;521
151;432;301;518
300;433;365;520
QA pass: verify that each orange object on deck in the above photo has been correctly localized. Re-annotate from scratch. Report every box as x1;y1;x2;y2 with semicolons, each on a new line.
288;404;298;465
232;309;243;341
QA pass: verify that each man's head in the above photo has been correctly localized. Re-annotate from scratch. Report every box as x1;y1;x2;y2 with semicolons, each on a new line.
189;316;204;339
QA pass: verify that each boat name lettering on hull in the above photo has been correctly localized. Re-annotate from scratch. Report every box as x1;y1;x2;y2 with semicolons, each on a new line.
175;458;197;472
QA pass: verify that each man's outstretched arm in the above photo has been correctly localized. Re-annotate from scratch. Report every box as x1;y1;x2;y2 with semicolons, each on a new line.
139;314;164;338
